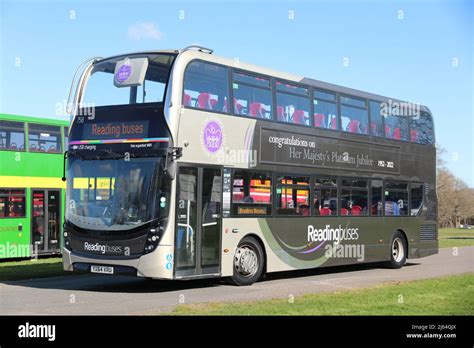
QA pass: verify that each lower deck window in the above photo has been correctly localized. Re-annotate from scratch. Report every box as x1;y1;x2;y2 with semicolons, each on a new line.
0;189;26;218
276;176;310;216
384;181;408;216
313;177;338;216
232;171;272;215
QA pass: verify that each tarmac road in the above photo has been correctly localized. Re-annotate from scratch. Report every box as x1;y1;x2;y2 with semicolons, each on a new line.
1;246;472;315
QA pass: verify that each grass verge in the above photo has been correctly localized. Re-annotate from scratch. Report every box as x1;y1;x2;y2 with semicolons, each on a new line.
172;273;474;315
439;228;474;248
0;257;70;281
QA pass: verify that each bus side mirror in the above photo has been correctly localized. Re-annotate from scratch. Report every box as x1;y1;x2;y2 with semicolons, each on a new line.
163;147;182;180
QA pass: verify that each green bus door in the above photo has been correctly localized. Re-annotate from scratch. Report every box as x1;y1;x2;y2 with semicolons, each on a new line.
31;189;61;255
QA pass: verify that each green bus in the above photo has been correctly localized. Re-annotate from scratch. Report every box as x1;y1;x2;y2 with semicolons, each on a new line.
0;113;69;259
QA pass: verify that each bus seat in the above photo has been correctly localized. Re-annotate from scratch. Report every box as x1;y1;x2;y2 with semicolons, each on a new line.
351;205;362;215
384;125;391;138
9;142;17;149
210;99;218;110
183;93;192;106
320;207;332;216
393;128;401;140
341;208;349;216
249;102;264;118
371;122;378;136
30;143;37;151
347;120;360;133
277;106;285;121
292;110;306;124
314;113;325;127
197;93;212;110
410;129;418;142
330;115;337;129
47;146;56;152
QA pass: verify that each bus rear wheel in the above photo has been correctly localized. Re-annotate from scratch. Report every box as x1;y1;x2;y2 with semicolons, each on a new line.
384;231;407;269
230;236;264;286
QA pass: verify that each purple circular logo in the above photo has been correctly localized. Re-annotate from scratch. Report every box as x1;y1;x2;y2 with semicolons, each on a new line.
203;121;222;153
115;64;132;83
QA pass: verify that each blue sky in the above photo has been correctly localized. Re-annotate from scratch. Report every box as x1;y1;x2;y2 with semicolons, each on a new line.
1;0;472;185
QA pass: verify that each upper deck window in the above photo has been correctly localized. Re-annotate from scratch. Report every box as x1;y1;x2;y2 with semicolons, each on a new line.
0;120;25;151
82;54;175;107
232;72;272;119
340;96;368;135
183;61;229;113
314;89;337;130
369;101;384;137
28;124;62;153
275;81;311;126
410;111;434;144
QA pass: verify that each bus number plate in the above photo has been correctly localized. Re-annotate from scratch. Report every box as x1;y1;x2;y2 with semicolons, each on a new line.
91;265;114;274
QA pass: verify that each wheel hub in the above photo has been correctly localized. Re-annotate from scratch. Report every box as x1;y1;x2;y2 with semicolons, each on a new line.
234;246;258;277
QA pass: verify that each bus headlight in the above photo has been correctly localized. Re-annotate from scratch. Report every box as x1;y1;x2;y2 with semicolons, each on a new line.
143;223;165;254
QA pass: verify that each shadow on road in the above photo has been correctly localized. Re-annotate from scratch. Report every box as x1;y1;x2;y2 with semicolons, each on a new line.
3;260;421;294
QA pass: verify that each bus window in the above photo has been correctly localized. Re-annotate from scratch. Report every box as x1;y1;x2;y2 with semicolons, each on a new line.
275;81;310;126
313;177;338;216
410;111;434;144
369;101;384;137
384;181;408;216
64;127;69;149
0;189;26;218
383;112;409;141
410;183;424;216
28;124;62;153
340;96;368;135
341;178;368;216
232;171;272;215
276;176;310;216
371;179;383;216
0;120;25;151
314;90;337;130
183;61;229;112
232;72;272;119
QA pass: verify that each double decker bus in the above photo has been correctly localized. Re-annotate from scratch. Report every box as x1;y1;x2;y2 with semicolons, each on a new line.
0;114;68;259
63;46;437;285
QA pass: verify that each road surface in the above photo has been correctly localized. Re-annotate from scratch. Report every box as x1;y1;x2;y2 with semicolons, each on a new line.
1;246;472;315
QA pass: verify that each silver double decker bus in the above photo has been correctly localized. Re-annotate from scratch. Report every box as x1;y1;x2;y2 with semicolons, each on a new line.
63;46;437;285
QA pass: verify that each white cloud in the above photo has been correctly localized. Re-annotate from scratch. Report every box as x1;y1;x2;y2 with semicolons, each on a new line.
128;22;164;41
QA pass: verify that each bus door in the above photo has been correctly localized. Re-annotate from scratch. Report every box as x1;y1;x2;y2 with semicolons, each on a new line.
31;189;61;255
175;166;221;278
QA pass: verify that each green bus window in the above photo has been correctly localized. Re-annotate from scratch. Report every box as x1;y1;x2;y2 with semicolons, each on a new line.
232;171;272;216
369;101;384;137
28;124;62;153
314;90;337;130
276;176;310;216
275;81;311;126
183;61;229;113
314;177;338;216
232;72;272;119
0;189;26;218
0;120;25;151
340;96;368;135
384;181;408;216
371;179;383;216
341;178;368;216
410;183;424;216
64;127;69;149
410;111;434;144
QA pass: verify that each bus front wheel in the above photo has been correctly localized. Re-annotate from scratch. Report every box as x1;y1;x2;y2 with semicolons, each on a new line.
229;236;264;286
384;231;407;269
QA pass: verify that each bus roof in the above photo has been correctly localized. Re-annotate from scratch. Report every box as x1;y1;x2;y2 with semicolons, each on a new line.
0;113;69;126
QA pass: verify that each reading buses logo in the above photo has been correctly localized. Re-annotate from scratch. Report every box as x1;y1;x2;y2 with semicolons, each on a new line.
201;119;224;155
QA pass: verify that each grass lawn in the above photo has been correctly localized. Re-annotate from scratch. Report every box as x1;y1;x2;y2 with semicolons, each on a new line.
172;273;474;315
439;228;474;248
0;257;71;281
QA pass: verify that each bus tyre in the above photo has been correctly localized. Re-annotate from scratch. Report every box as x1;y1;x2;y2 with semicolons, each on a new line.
384;231;407;269
230;236;264;286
